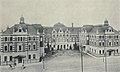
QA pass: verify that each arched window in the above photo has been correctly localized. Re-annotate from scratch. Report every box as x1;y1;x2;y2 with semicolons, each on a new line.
33;43;36;50
28;45;31;50
19;29;22;32
4;46;8;51
99;50;101;54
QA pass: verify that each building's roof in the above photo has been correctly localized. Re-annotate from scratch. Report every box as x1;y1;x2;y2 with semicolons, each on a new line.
43;23;80;34
43;27;53;34
2;23;43;35
81;24;118;34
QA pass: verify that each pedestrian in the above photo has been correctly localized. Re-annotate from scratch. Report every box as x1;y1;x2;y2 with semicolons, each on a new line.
13;61;16;68
22;64;26;69
9;64;13;69
22;59;26;69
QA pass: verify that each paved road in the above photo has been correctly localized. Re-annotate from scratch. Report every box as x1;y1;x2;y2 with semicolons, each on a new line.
1;50;120;72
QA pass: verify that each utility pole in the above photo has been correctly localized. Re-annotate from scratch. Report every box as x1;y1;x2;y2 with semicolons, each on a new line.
42;53;45;69
104;33;107;72
81;45;83;72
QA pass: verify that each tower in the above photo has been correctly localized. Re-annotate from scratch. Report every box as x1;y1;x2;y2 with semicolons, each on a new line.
104;18;109;26
19;15;25;24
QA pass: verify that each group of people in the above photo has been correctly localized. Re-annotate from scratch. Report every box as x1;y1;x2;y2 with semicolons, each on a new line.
9;60;25;70
9;62;16;69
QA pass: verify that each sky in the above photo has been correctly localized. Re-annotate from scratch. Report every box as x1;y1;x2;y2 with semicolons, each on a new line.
0;0;120;31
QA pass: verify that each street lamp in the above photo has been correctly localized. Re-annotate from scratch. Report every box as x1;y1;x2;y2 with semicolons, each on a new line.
80;44;84;72
104;33;107;72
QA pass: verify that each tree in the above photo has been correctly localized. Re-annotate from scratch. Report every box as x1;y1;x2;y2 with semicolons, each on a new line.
74;42;79;50
69;45;72;50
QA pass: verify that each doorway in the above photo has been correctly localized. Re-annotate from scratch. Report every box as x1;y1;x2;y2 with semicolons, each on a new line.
18;57;22;63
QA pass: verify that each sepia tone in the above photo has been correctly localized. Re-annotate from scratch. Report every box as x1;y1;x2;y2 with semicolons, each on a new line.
0;0;120;72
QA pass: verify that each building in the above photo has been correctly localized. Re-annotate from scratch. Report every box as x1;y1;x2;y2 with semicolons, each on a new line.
0;16;44;65
79;19;120;57
43;22;80;50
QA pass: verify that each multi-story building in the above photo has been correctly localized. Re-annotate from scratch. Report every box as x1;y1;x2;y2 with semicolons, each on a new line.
79;19;120;57
43;22;80;50
0;16;44;65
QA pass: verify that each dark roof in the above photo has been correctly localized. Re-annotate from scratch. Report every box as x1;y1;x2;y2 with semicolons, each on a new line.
3;23;43;35
81;24;118;34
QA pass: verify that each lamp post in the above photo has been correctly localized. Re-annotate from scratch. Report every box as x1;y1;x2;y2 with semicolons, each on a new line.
80;45;84;72
104;33;107;72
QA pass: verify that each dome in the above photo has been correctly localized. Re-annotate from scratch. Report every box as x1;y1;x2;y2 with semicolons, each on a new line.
104;19;109;26
54;22;66;28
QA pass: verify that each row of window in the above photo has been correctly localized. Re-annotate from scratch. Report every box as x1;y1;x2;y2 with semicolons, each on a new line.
4;44;37;52
4;37;12;41
4;56;13;62
3;54;36;62
28;44;36;50
28;54;36;59
3;36;39;41
4;46;13;52
89;41;119;46
52;34;69;37
52;30;69;33
45;37;78;43
90;48;119;54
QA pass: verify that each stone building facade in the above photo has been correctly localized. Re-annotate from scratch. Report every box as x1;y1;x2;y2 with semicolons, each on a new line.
0;17;44;65
43;22;80;50
79;19;120;57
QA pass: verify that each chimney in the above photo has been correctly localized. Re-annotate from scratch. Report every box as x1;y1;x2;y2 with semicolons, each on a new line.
7;26;9;30
72;23;73;27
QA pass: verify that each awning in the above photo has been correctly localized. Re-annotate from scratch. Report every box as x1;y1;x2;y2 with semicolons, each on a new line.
13;55;26;58
107;49;115;52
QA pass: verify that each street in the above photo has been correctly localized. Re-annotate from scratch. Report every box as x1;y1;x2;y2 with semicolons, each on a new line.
1;50;120;72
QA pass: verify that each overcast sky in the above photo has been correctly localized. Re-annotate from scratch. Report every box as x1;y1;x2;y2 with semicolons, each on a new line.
0;0;120;31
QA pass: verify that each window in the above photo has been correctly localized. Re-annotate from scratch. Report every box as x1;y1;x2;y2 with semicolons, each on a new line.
102;50;104;54
5;37;7;41
18;37;20;41
28;45;31;50
54;45;55;47
99;42;101;46
33;37;35;40
10;56;12;61
53;35;55;37
117;49;118;53
60;30;61;32
33;54;36;59
109;42;111;46
99;50;101;54
53;31;55;33
117;42;119;45
28;37;31;40
102;42;104;46
33;45;36;50
116;35;118;38
4;46;7;51
10;37;12;41
19;29;21;32
19;46;21;51
28;55;31;59
10;46;12;51
99;36;101;38
4;56;7;62
21;37;22;41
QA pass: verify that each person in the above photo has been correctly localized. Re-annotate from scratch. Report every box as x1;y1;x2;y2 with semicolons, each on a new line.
22;64;26;69
13;60;16;68
9;64;13;69
22;60;26;69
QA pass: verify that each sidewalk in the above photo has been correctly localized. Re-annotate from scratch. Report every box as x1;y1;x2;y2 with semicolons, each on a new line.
0;61;43;69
